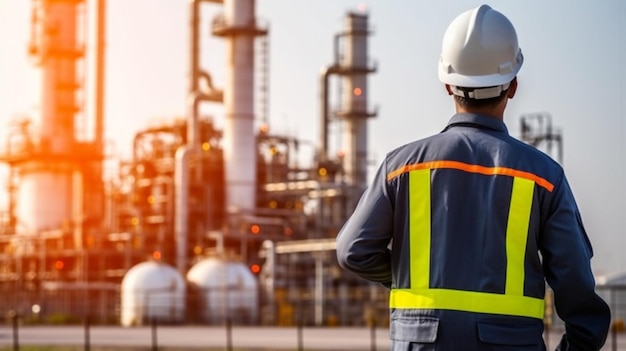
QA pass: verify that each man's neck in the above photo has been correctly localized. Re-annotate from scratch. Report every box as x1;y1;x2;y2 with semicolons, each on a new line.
455;104;505;120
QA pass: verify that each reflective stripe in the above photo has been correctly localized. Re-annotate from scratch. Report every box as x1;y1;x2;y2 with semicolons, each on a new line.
390;170;544;319
409;169;431;289
505;177;534;295
390;289;545;319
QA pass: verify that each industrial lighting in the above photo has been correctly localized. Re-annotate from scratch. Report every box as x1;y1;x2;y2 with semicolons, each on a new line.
250;264;261;274
284;227;293;237
259;123;269;134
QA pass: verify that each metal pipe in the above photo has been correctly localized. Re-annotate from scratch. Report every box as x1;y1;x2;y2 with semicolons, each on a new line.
260;240;276;315
189;0;201;95
317;32;346;162
314;255;324;326
174;91;211;273
334;33;346;63
318;65;339;162
187;91;211;148
198;70;224;102
94;0;106;152
198;70;217;92
190;0;224;97
174;145;191;274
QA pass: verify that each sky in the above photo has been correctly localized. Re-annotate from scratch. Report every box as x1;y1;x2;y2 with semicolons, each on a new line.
0;0;625;277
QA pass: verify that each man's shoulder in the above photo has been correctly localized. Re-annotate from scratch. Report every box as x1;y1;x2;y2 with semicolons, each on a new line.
507;135;563;168
386;135;439;159
382;131;564;184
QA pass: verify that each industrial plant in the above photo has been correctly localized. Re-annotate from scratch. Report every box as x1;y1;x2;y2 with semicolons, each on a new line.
1;0;621;331
0;0;385;327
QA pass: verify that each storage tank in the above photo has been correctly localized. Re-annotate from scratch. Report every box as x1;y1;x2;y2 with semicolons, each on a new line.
187;257;259;324
120;261;186;327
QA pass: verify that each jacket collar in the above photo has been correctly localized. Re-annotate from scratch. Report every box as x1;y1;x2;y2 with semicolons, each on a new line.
444;113;509;134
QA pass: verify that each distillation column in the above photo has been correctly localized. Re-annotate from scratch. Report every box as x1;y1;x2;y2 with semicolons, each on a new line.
212;0;267;214
14;0;85;235
338;12;377;193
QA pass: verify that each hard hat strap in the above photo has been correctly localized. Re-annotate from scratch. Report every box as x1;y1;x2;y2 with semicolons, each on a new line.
450;82;511;100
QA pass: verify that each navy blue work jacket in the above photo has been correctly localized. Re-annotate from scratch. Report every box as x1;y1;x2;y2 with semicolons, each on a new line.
336;113;610;350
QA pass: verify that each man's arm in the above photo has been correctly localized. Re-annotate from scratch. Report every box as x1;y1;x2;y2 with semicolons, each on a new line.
336;160;394;286
540;175;611;350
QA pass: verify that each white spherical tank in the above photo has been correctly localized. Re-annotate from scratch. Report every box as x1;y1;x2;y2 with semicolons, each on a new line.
187;257;259;324
120;261;186;327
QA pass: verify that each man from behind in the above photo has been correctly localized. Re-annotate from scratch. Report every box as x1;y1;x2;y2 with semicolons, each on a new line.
336;4;611;350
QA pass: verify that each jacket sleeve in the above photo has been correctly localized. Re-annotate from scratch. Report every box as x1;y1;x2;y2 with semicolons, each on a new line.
336;158;394;287
540;173;611;351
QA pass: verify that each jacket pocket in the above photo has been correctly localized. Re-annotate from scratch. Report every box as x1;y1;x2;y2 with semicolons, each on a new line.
477;320;543;346
390;316;439;343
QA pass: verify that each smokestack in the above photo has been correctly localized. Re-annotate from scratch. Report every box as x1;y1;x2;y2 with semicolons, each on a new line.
322;11;377;192
340;12;376;191
213;0;267;214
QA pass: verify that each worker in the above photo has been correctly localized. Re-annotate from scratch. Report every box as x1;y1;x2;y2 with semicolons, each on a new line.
335;4;611;350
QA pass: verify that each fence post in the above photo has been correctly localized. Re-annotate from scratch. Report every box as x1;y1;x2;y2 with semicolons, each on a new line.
225;316;233;351
611;318;624;351
7;310;19;351
84;315;91;351
151;317;158;351
370;318;377;351
365;307;376;351
611;322;616;351
297;318;303;351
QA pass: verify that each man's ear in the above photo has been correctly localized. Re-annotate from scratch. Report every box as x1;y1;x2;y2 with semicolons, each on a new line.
507;78;518;99
445;84;453;96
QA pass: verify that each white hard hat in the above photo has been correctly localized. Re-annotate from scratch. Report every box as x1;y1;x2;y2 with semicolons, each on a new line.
438;4;523;92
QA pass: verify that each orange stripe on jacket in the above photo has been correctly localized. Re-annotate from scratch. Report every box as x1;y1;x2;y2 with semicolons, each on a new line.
386;160;554;192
